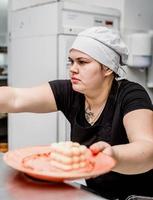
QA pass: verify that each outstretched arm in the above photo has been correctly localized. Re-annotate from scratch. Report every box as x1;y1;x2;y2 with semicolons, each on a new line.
0;83;57;113
90;109;153;175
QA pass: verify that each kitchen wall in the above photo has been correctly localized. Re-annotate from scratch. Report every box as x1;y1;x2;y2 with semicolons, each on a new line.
0;0;8;46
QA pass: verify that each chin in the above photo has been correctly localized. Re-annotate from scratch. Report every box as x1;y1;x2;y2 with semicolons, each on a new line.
72;85;84;94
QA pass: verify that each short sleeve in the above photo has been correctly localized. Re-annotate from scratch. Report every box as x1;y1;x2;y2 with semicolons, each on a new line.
120;81;153;116
48;80;73;118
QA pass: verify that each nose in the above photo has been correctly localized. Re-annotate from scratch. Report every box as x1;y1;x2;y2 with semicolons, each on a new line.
69;62;79;74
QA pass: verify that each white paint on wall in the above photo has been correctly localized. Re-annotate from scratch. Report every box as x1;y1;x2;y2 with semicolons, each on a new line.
0;0;8;46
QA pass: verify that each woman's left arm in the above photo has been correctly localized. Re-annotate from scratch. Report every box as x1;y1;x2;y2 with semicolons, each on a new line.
90;109;153;174
113;109;153;174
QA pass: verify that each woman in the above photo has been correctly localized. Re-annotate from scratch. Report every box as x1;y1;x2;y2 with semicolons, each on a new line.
1;27;153;199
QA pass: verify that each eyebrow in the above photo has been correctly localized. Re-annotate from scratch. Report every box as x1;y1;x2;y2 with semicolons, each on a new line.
68;57;91;60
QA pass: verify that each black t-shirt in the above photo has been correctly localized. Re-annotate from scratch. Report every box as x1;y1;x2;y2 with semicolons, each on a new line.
49;79;153;200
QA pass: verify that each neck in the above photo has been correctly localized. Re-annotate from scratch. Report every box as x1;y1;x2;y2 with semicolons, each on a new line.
84;77;114;125
85;76;114;109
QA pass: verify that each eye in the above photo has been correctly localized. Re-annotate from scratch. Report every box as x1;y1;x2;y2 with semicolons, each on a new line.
78;61;85;65
78;60;88;65
67;58;73;66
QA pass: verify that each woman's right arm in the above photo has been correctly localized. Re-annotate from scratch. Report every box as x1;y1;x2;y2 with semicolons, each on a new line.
0;82;57;113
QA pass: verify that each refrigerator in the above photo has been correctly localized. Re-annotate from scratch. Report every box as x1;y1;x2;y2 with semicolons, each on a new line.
8;0;120;149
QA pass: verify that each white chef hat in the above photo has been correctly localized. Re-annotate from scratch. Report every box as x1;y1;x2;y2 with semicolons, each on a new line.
70;26;128;78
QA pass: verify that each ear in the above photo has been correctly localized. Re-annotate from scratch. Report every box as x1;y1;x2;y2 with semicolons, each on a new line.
104;68;113;77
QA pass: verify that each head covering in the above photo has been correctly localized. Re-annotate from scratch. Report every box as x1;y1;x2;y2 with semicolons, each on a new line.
70;26;128;78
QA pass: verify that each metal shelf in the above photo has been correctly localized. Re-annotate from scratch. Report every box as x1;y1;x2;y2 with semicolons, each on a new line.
0;75;7;80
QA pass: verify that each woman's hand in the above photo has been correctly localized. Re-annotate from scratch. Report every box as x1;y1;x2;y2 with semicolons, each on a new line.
89;141;115;157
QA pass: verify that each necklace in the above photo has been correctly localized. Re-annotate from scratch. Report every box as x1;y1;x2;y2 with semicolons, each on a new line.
85;101;106;126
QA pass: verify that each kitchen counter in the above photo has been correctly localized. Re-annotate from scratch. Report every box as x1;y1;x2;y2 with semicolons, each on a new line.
0;153;105;200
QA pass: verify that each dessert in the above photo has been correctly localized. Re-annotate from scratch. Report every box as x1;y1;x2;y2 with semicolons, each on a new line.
22;141;94;173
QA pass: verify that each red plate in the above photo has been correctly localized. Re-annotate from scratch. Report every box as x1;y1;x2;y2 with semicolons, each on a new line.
3;145;116;182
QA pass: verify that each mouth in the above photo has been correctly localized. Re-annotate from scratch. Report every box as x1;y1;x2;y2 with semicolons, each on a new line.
71;77;80;84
